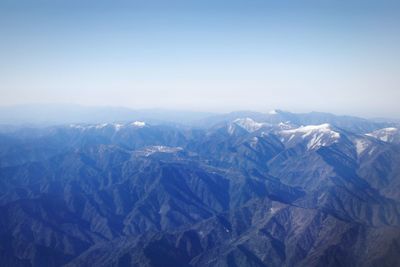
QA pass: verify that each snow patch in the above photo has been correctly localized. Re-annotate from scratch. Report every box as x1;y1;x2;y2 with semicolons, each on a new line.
138;146;183;157
278;121;293;130
355;139;369;156
233;118;266;132
249;137;259;148
366;127;399;143
131;121;146;127
280;123;340;150
70;122;133;131
227;124;237;135
113;123;124;131
282;124;339;138
95;123;109;129
270;207;278;214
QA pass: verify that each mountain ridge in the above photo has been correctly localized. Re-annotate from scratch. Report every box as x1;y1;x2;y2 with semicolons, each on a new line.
0;111;399;266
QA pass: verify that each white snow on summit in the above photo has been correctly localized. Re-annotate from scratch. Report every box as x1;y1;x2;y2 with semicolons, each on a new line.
366;127;399;143
95;123;109;129
277;121;293;130
69;121;147;131
233;118;266;132
70;123;113;130
280;123;340;149
131;121;146;127
281;123;340;138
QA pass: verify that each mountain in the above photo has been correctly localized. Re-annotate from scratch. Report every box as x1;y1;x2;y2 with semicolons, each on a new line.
0;111;399;266
366;127;400;144
196;110;394;133
0;104;215;126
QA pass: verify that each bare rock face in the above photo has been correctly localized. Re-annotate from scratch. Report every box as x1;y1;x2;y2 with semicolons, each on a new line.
0;114;400;267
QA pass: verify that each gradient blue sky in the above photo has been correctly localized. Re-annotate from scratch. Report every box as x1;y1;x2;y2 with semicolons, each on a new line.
1;0;399;117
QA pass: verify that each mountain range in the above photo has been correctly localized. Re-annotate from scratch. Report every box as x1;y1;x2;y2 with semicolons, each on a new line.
0;109;399;267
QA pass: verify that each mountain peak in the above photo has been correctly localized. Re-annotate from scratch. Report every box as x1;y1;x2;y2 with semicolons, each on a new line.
131;121;146;127
233;118;266;132
366;127;399;143
280;123;340;149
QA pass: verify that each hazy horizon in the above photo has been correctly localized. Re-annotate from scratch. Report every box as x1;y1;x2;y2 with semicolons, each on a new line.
0;102;399;120
1;103;400;121
1;0;400;118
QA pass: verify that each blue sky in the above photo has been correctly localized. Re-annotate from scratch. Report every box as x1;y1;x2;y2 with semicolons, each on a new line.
1;0;400;117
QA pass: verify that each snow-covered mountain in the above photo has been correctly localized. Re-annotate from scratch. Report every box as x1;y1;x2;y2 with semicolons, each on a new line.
0;111;399;267
279;123;340;150
233;117;268;132
366;127;400;143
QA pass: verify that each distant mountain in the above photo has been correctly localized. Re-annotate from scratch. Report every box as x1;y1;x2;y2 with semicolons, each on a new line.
0;112;400;266
0;104;215;126
196;109;396;133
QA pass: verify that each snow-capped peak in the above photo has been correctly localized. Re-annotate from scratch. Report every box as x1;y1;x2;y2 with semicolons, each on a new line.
282;123;338;136
233;118;266;132
70;123;115;130
277;121;293;130
269;109;278;115
95;123;109;129
366;127;399;143
131;121;146;127
280;123;340;150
